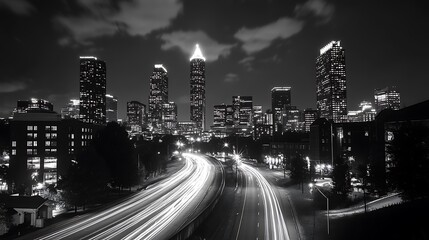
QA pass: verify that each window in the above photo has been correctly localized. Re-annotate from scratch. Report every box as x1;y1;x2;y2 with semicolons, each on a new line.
51;133;57;139
33;141;37;147
27;141;33;147
34;126;37;131
12;141;16;147
12;149;16;155
44;157;57;169
52;126;57;131
27;157;41;169
27;126;33;131
45;141;51;147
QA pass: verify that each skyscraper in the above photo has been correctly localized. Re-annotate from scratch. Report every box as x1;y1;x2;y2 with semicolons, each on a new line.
149;64;168;131
374;86;400;113
61;99;80;119
106;94;118;122
127;101;145;132
303;108;318;132
162;102;177;133
79;56;106;125
190;44;206;132
316;41;347;123
271;87;291;132
232;96;253;127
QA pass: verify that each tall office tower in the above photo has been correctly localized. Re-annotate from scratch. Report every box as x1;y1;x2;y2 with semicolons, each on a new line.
162;102;177;132
284;106;302;132
232;96;253;126
106;94;118;122
213;104;227;127
374;86;400;113
303;108;318;132
316;41;347;123
271;87;291;132
61;99;80;119
79;56;106;125
127;101;145;132
148;64;168;130
253;105;263;125
190;44;206;132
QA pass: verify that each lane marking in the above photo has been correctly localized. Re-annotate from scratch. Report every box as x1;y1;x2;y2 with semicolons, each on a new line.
235;168;248;240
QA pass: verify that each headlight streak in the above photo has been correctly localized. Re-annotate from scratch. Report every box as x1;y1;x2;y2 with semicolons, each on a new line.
36;153;215;240
240;164;290;240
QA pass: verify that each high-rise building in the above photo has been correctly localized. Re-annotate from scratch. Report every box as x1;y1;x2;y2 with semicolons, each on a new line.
190;44;206;132
213;104;227;127
106;94;118;122
127;101;145;131
79;56;106;125
149;64;168;130
316;41;347;123
162;102;177;133
304;108;318;132
374;86;400;113
271;87;291;132
284;106;303;132
253;105;263;125
232;96;253;127
61;99;80;119
347;100;376;122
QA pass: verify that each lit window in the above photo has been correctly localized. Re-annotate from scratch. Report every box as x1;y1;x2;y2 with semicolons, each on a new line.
27;141;33;147
12;141;16;147
27;126;33;131
12;149;16;155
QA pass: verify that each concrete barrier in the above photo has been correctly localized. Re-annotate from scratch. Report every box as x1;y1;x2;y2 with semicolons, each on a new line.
170;156;225;240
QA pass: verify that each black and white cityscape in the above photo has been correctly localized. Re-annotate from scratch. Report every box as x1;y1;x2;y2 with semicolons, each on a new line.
1;0;428;239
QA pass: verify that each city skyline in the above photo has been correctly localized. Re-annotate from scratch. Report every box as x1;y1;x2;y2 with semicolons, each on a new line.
0;0;428;126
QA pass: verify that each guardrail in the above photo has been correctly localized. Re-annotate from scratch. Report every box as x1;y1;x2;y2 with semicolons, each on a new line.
170;156;226;240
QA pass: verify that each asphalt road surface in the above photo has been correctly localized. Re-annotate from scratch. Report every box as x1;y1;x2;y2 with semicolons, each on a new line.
20;153;220;240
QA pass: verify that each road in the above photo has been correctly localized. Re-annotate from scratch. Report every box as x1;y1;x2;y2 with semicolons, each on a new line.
21;153;221;240
192;161;290;240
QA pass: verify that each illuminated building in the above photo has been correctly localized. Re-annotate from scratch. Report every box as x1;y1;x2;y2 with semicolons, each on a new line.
232;96;253;127
190;44;206;132
79;56;106;125
106;94;118;122
162;102;177;133
253;105;263;125
347;101;376;122
15;98;53;114
213;104;228;127
304;108;318;132
374;86;400;113
284;106;303;132
61;99;80;119
316;41;347;123
271;87;291;133
149;64;168;131
10;111;99;192
127;101;146;133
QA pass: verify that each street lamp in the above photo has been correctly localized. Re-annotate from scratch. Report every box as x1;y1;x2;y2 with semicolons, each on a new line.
310;184;330;235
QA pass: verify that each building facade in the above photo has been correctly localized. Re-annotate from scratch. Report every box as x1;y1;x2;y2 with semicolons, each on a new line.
61;99;80;119
271;87;291;133
304;108;318;132
190;44;206;132
232;96;253;127
127;101;145;133
149;64;168;131
106;94;118;122
162;102;177;133
316;41;347;123
374;86;400;113
79;56;106;125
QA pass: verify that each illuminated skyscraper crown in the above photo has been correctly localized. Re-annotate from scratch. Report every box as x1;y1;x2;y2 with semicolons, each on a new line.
190;44;206;61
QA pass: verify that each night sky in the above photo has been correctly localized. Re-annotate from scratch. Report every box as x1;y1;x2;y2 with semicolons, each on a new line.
1;0;427;125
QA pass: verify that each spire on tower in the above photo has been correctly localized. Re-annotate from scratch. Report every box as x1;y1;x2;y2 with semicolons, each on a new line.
190;44;206;61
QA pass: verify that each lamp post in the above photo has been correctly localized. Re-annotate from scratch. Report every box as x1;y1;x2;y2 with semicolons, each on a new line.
310;184;330;235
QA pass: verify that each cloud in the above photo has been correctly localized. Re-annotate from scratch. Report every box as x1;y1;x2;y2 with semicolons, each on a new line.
238;56;255;71
224;73;240;83
160;31;235;62
0;0;35;15
0;81;27;93
56;0;182;46
234;18;304;55
295;0;335;23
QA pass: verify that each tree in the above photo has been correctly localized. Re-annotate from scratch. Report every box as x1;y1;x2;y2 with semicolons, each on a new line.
387;123;429;200
331;156;352;198
290;154;308;192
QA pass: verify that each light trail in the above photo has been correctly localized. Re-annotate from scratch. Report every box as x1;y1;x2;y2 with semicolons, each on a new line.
35;153;215;240
240;163;290;240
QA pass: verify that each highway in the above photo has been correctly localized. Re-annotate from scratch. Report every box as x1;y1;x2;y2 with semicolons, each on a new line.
192;160;290;240
21;153;220;240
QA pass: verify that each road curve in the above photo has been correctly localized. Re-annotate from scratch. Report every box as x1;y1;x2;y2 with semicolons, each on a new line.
24;153;218;240
239;163;290;240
